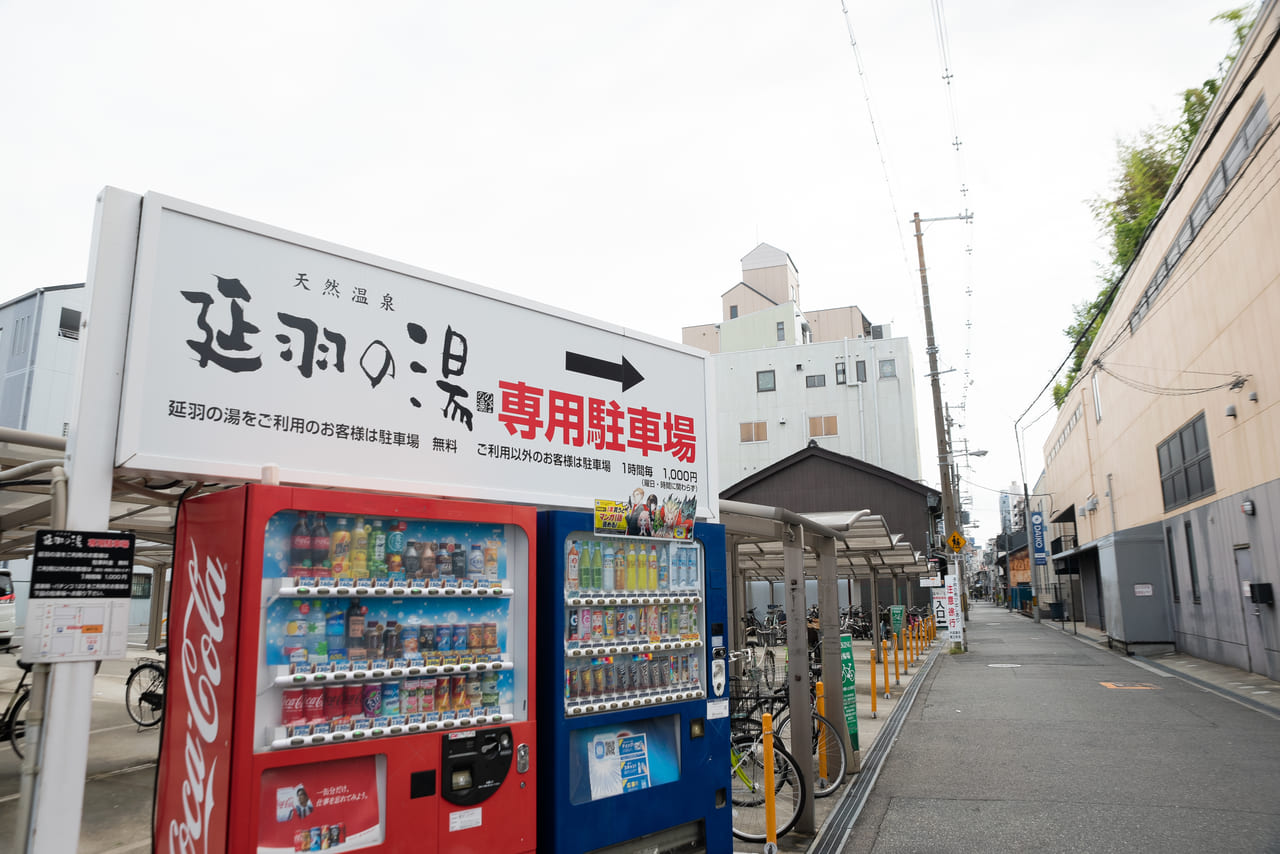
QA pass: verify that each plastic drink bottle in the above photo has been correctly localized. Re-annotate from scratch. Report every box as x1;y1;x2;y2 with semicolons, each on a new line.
602;543;615;592
289;514;312;578
350;517;369;577
567;541;580;592
647;545;658;590
626;543;638;591
329;518;351;576
310;514;331;573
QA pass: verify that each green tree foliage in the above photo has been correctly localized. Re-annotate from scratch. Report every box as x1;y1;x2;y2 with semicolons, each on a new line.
1052;7;1253;408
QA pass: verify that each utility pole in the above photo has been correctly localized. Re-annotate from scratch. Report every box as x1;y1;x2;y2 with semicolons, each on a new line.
913;210;972;648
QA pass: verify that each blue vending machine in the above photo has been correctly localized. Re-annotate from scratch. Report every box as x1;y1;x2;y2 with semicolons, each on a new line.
537;510;731;854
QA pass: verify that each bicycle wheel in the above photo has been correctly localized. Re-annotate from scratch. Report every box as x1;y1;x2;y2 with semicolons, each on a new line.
775;710;848;797
729;734;806;842
8;691;29;758
125;663;166;727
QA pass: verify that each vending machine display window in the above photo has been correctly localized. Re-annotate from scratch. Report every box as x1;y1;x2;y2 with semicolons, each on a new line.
561;533;706;715
258;510;527;752
566;715;682;805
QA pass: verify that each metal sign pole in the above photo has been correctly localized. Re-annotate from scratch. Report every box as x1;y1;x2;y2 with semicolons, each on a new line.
22;188;141;853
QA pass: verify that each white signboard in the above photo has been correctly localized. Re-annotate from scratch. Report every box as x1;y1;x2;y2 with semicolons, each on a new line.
1133;584;1154;597
919;575;942;588
115;194;717;517
943;575;964;642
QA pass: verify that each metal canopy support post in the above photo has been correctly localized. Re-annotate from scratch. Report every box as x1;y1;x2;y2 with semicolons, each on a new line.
24;187;142;854
814;535;853;769
869;565;882;661
782;522;815;833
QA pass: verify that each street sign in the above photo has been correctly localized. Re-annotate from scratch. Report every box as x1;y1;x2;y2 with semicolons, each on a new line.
932;594;947;626
1031;511;1048;566
947;531;966;552
919;575;942;588
839;635;859;750
890;605;905;638
25;530;135;662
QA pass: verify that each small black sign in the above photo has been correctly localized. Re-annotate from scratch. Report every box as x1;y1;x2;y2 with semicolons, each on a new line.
31;530;135;600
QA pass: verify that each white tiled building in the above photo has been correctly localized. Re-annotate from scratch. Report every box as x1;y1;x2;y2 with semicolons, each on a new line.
683;244;922;485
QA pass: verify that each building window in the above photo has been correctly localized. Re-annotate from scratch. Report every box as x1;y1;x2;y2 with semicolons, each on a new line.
740;421;768;442
131;574;152;599
809;415;838;437
1157;412;1214;511
855;360;867;383
1184;520;1201;603
1165;526;1180;603
879;358;896;378
58;307;81;340
835;362;846;385
1092;373;1102;422
729;305;738;319
805;374;826;388
756;370;776;392
776;321;785;342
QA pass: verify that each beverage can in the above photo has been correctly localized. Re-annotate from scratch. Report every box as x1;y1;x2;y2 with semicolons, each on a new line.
451;543;467;580
435;624;452;653
615;609;627;638
294;829;310;852
303;686;326;723
309;827;323;851
484;539;500;582
434;677;450;712
421;678;437;713
419;624;436;652
483;622;499;653
591;609;604;642
603;663;616;693
450;675;467;711
282;688;306;726
383;623;401;659
481;672;499;708
625;607;638;637
365;624;384;659
603;607;615;640
320;825;330;850
465;673;482;710
328;823;344;846
404;677;420;714
343;684;363;718
592;662;605;696
400;624;420;657
468;622;484;652
452;623;469;655
567;608;580;643
361;684;382;717
324;684;344;720
381;680;401;715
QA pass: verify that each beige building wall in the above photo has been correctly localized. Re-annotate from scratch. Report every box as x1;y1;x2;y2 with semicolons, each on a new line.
805;306;870;343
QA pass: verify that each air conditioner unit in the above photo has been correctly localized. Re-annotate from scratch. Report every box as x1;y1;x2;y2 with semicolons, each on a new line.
871;324;891;340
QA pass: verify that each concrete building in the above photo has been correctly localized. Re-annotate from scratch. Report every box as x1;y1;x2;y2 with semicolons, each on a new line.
683;243;923;486
1042;0;1280;676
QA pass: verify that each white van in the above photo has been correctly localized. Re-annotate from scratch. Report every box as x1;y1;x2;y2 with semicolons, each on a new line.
0;570;14;649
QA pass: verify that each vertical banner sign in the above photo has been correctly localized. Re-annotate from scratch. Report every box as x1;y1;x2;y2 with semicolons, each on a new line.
944;575;964;642
890;605;905;639
839;635;859;750
1031;511;1048;566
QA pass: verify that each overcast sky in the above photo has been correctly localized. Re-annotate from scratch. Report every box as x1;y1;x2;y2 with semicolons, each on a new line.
1;1;1243;545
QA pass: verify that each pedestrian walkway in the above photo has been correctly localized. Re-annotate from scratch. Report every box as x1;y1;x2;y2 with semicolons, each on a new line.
819;600;1280;854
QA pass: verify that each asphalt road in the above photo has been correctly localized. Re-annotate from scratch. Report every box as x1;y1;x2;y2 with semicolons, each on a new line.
0;647;162;853
839;601;1280;853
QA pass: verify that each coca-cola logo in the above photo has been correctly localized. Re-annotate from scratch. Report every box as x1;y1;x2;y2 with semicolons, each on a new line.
168;539;228;854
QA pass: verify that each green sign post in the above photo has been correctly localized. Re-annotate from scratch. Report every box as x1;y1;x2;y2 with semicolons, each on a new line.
839;634;859;750
890;605;905;638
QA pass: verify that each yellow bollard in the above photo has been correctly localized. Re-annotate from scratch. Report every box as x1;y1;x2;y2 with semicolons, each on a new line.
869;648;878;718
881;639;890;698
815;682;828;782
763;711;777;845
894;633;902;683
912;622;919;663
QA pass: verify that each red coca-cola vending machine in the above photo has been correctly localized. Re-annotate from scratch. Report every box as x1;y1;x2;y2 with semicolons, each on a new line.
156;484;537;853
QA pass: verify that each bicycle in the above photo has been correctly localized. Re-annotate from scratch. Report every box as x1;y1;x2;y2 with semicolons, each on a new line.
125;645;166;728
774;708;848;797
1;655;32;758
729;730;806;842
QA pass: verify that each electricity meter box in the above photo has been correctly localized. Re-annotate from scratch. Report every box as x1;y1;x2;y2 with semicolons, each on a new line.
155;485;538;853
536;510;730;853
